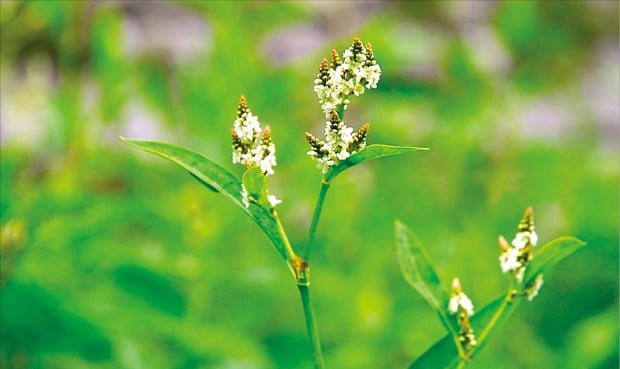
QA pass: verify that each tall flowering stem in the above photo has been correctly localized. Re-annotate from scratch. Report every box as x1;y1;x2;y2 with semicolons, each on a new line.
230;95;325;367
305;37;380;262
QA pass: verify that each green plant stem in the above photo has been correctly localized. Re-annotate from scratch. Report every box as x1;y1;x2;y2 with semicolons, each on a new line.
304;180;330;260
476;281;518;346
274;212;296;262
298;285;325;369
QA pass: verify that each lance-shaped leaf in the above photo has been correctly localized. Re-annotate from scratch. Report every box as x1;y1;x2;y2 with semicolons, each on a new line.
395;221;459;339
524;236;586;285
325;144;428;182
120;137;292;265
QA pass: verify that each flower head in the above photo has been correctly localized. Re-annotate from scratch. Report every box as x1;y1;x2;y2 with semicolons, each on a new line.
448;278;475;317
231;95;277;176
512;207;538;249
449;278;477;352
499;207;537;282
305;110;369;173
313;37;382;116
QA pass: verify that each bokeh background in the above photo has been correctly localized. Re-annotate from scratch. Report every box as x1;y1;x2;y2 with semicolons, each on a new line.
1;1;618;368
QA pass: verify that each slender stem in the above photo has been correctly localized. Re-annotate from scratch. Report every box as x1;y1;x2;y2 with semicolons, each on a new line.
298;285;325;369
274;207;324;368
476;280;518;346
304;180;330;260
274;211;297;262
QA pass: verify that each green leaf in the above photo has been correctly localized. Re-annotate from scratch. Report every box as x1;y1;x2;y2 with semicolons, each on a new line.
524;236;587;285
407;334;459;369
408;237;587;369
242;166;269;207
325;144;428;182
120;137;292;264
395;221;458;338
408;296;510;369
188;172;219;193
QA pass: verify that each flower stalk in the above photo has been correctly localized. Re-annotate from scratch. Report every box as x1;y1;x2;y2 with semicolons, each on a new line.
298;284;325;369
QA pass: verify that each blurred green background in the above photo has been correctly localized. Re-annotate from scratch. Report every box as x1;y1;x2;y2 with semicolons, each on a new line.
1;1;618;368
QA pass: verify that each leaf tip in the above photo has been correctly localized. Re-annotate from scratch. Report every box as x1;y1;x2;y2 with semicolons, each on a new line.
119;136;140;146
394;219;408;234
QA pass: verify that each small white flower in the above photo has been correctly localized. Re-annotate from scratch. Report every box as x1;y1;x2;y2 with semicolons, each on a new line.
267;194;281;208
364;64;382;88
251;140;277;176
530;231;538;246
499;247;522;273
525;274;544;301
512;230;538;249
448;278;475;317
449;293;475;316
353;83;365;96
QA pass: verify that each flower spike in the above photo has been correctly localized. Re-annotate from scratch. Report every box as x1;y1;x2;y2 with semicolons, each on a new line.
499;207;538;282
305;110;368;173
231;95;277;176
313;37;382;116
448;278;477;353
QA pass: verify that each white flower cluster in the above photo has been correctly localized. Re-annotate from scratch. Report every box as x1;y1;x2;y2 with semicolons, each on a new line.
232;95;277;176
240;184;281;209
525;274;544;301
306;110;368;173
449;278;477;350
448;278;475;317
499;207;538;282
313;37;382;116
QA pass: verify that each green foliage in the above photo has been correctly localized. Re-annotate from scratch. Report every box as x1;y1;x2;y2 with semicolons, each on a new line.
120;137;294;268
1;1;617;369
396;220;587;369
1;282;112;361
407;297;505;369
395;221;458;340
326;145;429;182
524;237;587;285
113;264;186;316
